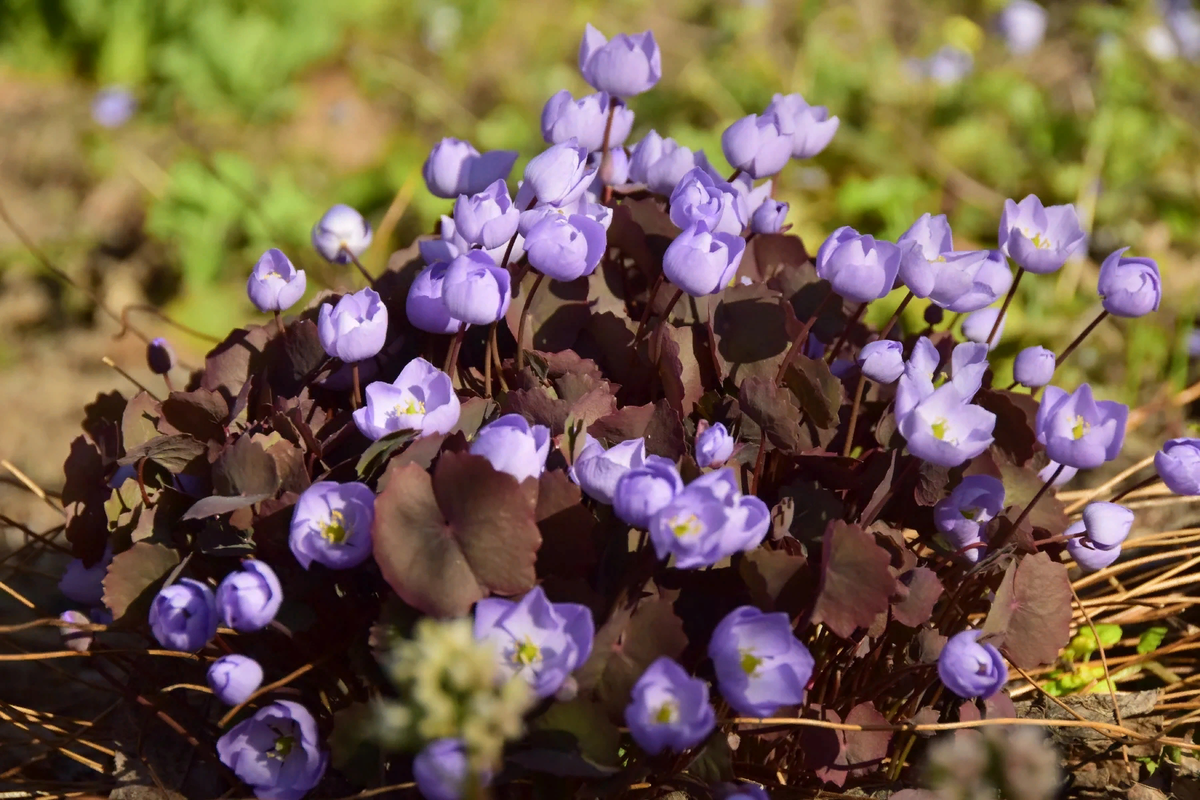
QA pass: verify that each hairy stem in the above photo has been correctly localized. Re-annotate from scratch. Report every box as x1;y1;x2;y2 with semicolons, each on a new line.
516;274;545;372
985;267;1023;348
343;248;377;287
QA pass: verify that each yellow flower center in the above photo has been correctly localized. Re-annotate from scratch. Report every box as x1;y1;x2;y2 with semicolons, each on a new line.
321;510;348;544
395;398;426;416
273;734;295;759
1071;415;1090;440
931;418;949;441
933;254;946;263
740;650;763;676
654;701;678;724
961;507;978;520
513;637;540;666
1029;232;1050;249
668;514;703;539
265;271;282;280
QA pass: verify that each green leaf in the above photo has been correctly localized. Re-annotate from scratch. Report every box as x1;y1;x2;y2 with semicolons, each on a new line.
1137;626;1168;655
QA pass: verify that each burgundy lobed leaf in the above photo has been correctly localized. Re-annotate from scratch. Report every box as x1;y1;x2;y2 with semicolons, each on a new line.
812;521;896;638
739;548;812;615
587;399;685;460
117;434;207;472
712;283;791;383
371;452;541;618
160;388;229;443
739;376;804;452
892;567;944;627
122;391;163;453
101;542;181;620
982;552;1072;669
783;355;844;430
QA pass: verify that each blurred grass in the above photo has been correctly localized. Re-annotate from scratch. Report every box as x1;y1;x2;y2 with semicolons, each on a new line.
1;0;1199;404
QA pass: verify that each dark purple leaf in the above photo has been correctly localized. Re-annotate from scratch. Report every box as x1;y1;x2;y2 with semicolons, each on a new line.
201;324;272;407
212;436;280;498
372;452;541;618
812;521;896;638
974;389;1039;466
741;233;810;284
587;399;685;460
982;552;1072;668
783;355;843;430
844;702;891;777
505;270;592;354
739;548;812;615
892;567;944;627
740;376;803;452
121;391;162;453
118;434;207;472
101;542;180;620
181;493;272;521
535;470;599;578
712;284;790;383
160;388;229;443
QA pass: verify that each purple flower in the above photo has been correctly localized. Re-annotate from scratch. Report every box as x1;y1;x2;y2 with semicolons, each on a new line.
1065;522;1122;572
1039;459;1078;487
592;146;630;187
922;250;1013;313
149;578;218;652
815;226;903;304
909;46;975;85
962;307;1006;348
317;287;388;363
696;422;735;468
147;337;175;375
423;138;518;199
648;469;770;569
996;0;1047;56
469;414;551;483
625;657;715;754
1097;247;1161;318
899;213;954;269
413;739;489;800
663;223;746;297
628;131;714;196
207;654;264;706
934;475;1005;560
766;93;839;159
1014;346;1056;388
570;437;647;505
613;456;685;529
1035;384;1128;470
1081;502;1134;549
578;24;662;97
894;337;941;420
59;543;113;606
60;610;94;653
217;700;327;800
353;358;459;441
442;251;511;326
312;204;373;265
524;213;607;282
216;560;283;632
474;585;594;698
521;140;595;208
998;195;1087;274
288;481;375;570
519;196;611;238
92;87;137;128
668;168;746;236
453;180;519;250
950;342;989;400
938;631;1007;699
908;336;941;381
898;384;996;467
858;340;905;384
708;606;814;717
541;90;633;152
247;248;307;313
750;199;788;234
721;112;794;179
1156;438;1200;495
406;264;461;335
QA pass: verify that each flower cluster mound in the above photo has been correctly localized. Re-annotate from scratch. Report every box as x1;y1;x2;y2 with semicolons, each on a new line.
53;19;1188;800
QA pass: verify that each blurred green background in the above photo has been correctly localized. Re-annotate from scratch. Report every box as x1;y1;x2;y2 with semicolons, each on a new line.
1;0;1199;402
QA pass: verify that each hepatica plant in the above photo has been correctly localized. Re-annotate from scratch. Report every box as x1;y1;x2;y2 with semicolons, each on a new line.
54;19;1175;800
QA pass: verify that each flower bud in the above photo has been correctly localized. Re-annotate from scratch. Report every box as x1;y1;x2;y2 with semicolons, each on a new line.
766;93;839;159
570;437;647;505
406;264;462;335
695;422;734;468
524;213;607;282
1080;501;1134;549
937;630;1007;699
628;130;713;196
1156;438;1200;495
857;340;905;384
442;251;512;326
1065;521;1123;572
246;248;306;313
1013;345;1055;388
317;287;388;363
149;578;218;652
1097;247;1161;318
423;138;518;199
815;226;903;304
146;338;175;376
749;199;788;234
578;24;662;97
207;654;264;706
613;456;684;529
312;204;373;264
662;223;746;297
453;179;519;250
541;90;633;152
721;112;794;179
215;560;283;632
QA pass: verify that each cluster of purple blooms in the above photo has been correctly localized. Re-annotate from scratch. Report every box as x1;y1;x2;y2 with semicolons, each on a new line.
59;13;1200;800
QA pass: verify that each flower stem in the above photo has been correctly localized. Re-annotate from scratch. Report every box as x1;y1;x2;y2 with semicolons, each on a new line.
1108;472;1160;504
985;267;1024;348
342;248;377;287
841;375;869;458
444;324;466;381
1009;463;1065;535
351;363;362;410
751;434;769;496
774;286;835;385
726;168;742;183
484;323;496;399
273;310;287;341
877;291;914;341
599;105;617;205
516;273;545;372
1056;309;1109;370
823;301;868;365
